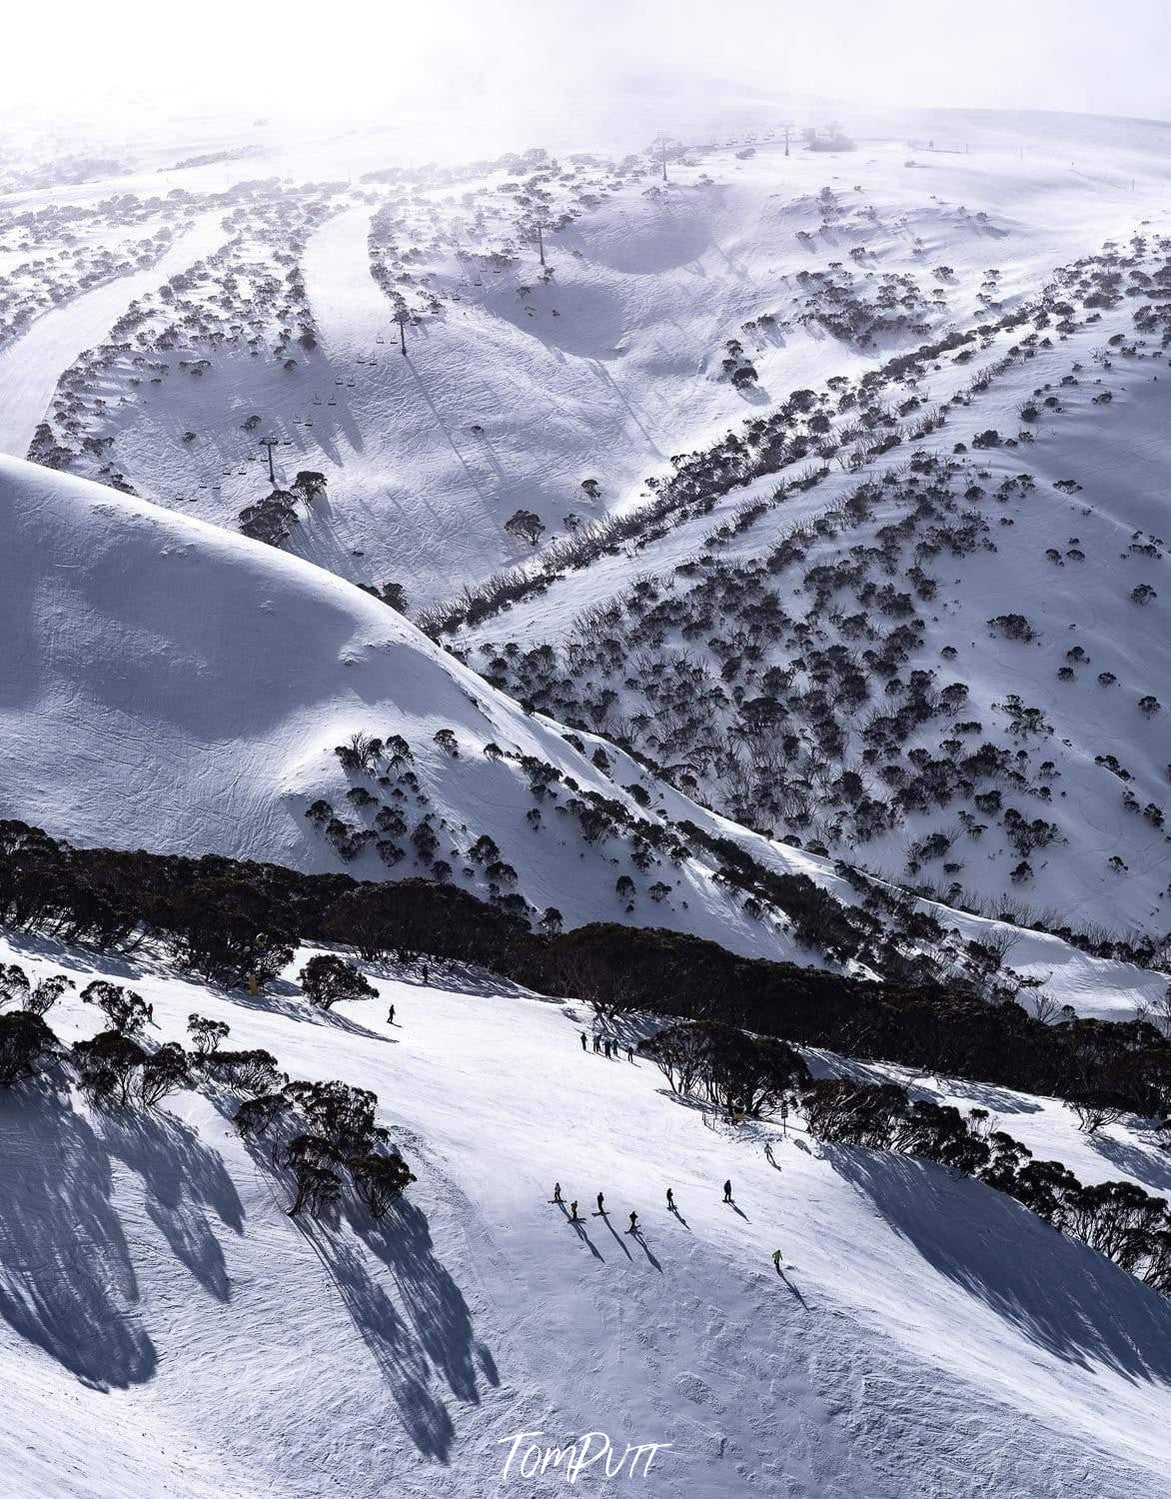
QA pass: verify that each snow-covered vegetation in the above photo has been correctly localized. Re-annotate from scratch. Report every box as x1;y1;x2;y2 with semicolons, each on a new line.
3;78;1171;1499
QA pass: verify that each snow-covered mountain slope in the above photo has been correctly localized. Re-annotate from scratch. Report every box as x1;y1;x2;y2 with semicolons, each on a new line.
6;113;1171;935
451;229;1171;933
0;451;880;969
3;927;1171;1499
14;119;1171;609
6;449;1168;1014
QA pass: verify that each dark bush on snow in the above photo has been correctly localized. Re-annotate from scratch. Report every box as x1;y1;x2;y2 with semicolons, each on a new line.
0;1011;58;1085
299;954;377;1010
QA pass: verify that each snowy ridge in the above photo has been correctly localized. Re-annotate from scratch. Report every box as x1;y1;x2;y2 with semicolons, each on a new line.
0;452;844;966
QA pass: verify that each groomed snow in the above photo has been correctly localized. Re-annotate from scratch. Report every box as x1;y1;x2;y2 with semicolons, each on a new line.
2;929;1170;1497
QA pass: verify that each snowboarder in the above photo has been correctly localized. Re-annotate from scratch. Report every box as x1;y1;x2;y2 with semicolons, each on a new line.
772;1249;783;1272
569;1200;580;1221
580;1031;588;1051
596;1191;605;1214
388;1003;395;1025
723;1179;733;1203
666;1187;675;1211
553;1182;563;1204
628;1210;639;1233
593;1034;602;1053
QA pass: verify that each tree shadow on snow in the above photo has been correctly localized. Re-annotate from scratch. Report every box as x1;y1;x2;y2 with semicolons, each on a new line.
1092;1133;1171;1197
100;1110;244;1302
827;1145;1171;1384
0;1086;244;1388
308;1198;499;1463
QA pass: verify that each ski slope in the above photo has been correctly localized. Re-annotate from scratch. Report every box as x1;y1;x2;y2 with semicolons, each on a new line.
0;215;226;458
0;451;843;965
2;450;1163;1010
24;119;1171;607
2;928;1170;1498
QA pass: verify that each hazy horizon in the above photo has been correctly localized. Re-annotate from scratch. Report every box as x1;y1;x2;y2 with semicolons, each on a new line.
6;0;1171;153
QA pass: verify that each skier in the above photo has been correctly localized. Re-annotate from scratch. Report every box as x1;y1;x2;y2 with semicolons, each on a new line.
145;1002;154;1025
627;1210;639;1233
603;1039;611;1059
593;1034;602;1053
596;1191;605;1215
723;1179;733;1203
569;1200;580;1221
764;1142;776;1167
553;1182;563;1204
627;1046;634;1063
771;1249;783;1272
421;963;430;985
580;1031;588;1051
666;1187;675;1211
388;1003;396;1025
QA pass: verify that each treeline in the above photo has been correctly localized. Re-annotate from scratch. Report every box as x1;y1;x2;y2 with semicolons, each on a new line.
802;1076;1171;1296
2;819;1170;1121
0;956;412;1223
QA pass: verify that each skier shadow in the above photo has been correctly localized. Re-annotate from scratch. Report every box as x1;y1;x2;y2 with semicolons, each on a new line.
570;1214;604;1261
775;1264;809;1308
668;1205;692;1230
827;1144;1171;1384
318;1198;500;1462
597;1210;632;1261
0;1083;243;1389
629;1229;663;1272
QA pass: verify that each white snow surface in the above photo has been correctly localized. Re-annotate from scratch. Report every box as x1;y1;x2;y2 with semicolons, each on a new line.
0;451;819;963
3;450;1162;1019
2;929;1171;1498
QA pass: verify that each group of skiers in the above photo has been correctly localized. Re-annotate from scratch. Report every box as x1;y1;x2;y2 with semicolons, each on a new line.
553;1183;643;1234
570;1021;788;1271
580;1031;635;1062
552;1161;785;1269
551;1178;746;1236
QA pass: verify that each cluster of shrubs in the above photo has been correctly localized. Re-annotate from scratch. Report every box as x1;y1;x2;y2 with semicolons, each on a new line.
802;1075;1171;1297
237;1073;415;1220
4;818;1171;1128
641;1020;807;1117
0;950;412;1223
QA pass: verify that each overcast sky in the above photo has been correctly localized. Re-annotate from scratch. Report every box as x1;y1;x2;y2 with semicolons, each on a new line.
7;0;1171;137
